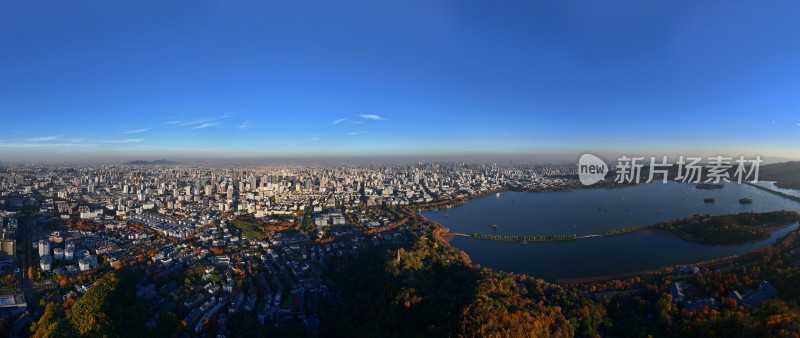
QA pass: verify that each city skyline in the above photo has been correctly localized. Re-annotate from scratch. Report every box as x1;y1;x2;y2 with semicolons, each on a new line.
3;1;800;162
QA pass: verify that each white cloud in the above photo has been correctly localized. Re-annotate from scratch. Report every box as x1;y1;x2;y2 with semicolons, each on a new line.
331;118;346;125
102;139;144;144
238;122;250;130
359;114;385;121
122;127;152;134
28;135;62;142
179;119;213;127
192;123;220;129
168;117;226;129
345;131;367;136
221;112;237;118
796;122;800;127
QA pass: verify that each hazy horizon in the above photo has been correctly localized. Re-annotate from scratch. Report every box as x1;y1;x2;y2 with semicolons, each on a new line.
0;151;795;166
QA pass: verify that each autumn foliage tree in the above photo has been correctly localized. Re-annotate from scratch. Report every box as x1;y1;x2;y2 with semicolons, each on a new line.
30;270;148;338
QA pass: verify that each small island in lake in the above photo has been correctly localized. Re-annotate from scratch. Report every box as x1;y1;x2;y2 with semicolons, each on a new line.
739;197;753;204
703;197;715;203
696;183;724;190
657;210;800;245
602;225;652;236
472;233;577;242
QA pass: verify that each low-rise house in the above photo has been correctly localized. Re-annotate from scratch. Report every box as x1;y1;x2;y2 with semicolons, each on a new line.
730;280;777;307
669;281;688;302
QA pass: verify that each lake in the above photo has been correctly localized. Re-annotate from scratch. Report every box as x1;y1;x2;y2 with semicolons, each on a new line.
423;182;800;281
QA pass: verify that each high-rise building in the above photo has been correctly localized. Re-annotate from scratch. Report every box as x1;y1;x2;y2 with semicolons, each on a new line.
0;236;14;258
64;242;75;260
38;239;50;257
0;218;14;257
40;255;52;272
53;248;64;260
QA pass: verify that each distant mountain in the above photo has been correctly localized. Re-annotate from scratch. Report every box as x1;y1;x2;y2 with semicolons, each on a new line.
125;159;177;165
759;161;800;189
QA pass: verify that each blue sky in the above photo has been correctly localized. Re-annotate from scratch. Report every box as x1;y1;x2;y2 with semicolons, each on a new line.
1;1;800;162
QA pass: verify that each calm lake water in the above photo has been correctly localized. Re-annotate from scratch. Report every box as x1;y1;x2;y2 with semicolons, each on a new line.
423;182;800;281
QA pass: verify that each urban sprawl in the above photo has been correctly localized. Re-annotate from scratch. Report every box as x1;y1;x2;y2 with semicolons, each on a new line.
0;162;579;336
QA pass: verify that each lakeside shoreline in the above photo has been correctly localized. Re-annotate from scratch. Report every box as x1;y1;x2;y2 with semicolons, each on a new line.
747;181;800;203
554;254;743;284
414;181;800;285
